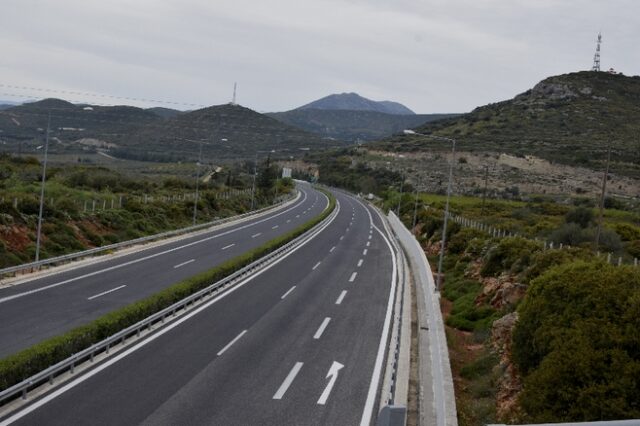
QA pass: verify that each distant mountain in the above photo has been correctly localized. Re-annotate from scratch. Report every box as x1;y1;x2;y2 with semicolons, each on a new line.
297;93;415;115
375;71;640;178
0;100;20;110
0;99;340;162
268;109;458;142
146;107;183;119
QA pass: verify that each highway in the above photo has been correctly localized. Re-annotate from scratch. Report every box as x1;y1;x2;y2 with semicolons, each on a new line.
0;184;327;358
1;189;397;426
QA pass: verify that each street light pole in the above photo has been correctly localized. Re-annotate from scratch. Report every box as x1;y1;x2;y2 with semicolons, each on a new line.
35;113;51;262
192;142;203;226
404;130;456;292
412;188;420;231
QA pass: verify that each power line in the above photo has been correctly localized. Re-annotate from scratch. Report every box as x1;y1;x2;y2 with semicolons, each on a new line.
0;84;208;109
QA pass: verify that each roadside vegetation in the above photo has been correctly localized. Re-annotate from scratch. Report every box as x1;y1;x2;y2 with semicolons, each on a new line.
312;151;639;424
0;154;291;268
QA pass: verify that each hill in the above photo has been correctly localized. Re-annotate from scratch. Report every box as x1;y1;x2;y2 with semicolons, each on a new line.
267;109;457;142
297;92;415;115
0;100;336;162
116;103;338;161
376;71;640;178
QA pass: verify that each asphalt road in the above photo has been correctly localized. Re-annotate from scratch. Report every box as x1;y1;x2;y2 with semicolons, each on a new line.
0;184;327;358
3;189;396;426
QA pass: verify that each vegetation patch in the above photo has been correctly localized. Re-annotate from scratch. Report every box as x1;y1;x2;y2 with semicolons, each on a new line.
0;189;335;392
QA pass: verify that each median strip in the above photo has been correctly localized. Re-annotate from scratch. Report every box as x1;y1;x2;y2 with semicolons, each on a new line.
0;188;336;395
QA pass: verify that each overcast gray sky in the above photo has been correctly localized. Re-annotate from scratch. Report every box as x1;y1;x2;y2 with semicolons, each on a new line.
1;0;638;113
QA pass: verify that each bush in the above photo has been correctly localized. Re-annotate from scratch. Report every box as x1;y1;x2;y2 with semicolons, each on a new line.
513;261;640;422
565;206;593;228
480;237;542;277
448;227;487;255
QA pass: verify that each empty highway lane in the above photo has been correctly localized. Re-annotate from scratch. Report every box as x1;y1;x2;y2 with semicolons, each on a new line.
2;189;397;426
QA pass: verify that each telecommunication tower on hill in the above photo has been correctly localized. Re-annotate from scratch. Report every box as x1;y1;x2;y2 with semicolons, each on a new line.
592;32;602;72
231;82;238;105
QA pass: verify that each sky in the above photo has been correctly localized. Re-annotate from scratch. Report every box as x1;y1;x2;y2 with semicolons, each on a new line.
1;0;638;114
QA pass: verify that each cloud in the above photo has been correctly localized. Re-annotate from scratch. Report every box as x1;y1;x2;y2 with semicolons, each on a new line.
1;0;638;113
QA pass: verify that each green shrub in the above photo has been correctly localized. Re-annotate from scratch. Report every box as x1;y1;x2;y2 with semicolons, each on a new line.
565;206;594;228
513;261;640;422
448;227;486;255
481;237;542;277
521;247;592;284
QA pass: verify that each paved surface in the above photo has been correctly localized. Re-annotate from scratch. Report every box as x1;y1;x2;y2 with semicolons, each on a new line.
3;189;397;426
0;184;326;358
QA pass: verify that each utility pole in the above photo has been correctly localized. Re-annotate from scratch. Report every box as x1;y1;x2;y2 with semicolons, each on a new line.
35;113;51;262
436;138;456;292
192;142;203;226
412;188;420;231
594;146;611;250
396;174;404;216
480;164;489;216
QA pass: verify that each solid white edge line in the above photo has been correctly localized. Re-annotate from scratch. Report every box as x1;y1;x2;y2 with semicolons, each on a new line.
273;362;304;400
173;259;195;269
335;290;347;305
313;317;331;339
281;285;296;300
0;188;313;304
354;197;398;426
0;192;340;425
87;285;127;301
216;330;247;356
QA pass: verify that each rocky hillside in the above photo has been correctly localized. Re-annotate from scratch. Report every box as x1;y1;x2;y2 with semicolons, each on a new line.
377;71;640;178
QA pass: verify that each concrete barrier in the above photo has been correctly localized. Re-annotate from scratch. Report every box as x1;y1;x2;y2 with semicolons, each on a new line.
387;212;457;426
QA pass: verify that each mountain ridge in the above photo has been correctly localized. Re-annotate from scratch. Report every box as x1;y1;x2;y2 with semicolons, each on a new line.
296;92;415;115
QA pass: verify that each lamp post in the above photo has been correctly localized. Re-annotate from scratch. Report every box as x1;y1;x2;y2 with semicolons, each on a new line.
175;137;210;226
250;149;276;211
404;129;457;292
34;113;51;262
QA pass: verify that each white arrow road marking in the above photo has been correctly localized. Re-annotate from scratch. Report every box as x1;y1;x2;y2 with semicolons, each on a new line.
273;362;304;400
281;286;296;299
313;317;331;339
349;272;357;282
173;259;195;269
87;285;127;301
217;330;247;356
335;290;347;305
317;361;344;405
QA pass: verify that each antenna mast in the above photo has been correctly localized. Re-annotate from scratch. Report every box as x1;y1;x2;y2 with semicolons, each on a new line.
592;32;602;72
231;82;237;105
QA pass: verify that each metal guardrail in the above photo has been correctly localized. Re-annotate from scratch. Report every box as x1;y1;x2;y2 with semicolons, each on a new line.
0;194;338;407
0;192;297;278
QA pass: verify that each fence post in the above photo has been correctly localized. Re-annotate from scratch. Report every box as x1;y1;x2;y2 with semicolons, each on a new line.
92;200;96;212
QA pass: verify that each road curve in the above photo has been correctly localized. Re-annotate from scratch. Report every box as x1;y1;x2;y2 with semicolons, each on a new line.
2;189;397;426
0;184;326;358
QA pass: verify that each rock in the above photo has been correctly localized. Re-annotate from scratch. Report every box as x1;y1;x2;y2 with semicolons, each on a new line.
531;82;577;100
492;312;523;421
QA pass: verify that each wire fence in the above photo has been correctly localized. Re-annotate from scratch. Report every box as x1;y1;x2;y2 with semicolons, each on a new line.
448;213;639;267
